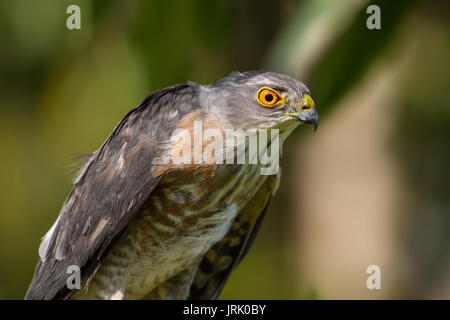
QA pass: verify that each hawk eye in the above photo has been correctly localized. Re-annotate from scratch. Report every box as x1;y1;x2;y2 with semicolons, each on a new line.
257;87;284;107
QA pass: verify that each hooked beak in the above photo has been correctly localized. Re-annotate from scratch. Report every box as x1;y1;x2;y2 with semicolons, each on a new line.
296;94;319;132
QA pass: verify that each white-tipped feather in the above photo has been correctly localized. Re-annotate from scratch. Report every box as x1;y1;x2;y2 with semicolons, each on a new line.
38;215;61;260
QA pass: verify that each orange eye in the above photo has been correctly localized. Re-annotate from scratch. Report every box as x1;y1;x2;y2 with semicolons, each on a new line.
257;87;283;107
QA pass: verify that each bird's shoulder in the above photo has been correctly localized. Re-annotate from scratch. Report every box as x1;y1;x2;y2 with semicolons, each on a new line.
25;83;203;300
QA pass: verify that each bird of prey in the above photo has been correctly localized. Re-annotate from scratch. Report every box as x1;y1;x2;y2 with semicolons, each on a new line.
25;71;318;300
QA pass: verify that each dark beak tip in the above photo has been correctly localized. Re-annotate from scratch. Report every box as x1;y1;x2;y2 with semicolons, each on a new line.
296;107;319;132
313;108;319;132
313;118;319;132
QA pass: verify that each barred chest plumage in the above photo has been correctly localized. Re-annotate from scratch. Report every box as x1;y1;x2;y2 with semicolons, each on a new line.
75;162;267;299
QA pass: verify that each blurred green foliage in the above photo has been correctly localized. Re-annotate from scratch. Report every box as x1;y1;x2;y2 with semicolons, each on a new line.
0;0;449;299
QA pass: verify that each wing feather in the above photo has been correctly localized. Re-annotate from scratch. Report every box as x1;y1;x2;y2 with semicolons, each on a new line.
190;173;279;299
25;84;200;299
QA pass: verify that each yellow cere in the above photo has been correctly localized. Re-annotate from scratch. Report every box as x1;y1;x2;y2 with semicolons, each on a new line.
301;94;314;112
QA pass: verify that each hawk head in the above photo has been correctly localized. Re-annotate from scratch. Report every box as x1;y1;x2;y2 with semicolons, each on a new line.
200;70;319;133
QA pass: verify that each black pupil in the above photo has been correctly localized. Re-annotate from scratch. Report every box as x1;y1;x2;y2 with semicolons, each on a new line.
265;93;274;102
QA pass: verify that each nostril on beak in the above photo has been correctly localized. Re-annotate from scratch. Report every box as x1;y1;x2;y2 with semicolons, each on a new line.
294;94;318;132
300;94;314;112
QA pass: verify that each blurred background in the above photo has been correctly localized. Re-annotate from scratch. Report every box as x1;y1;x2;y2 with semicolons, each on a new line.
0;0;449;299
